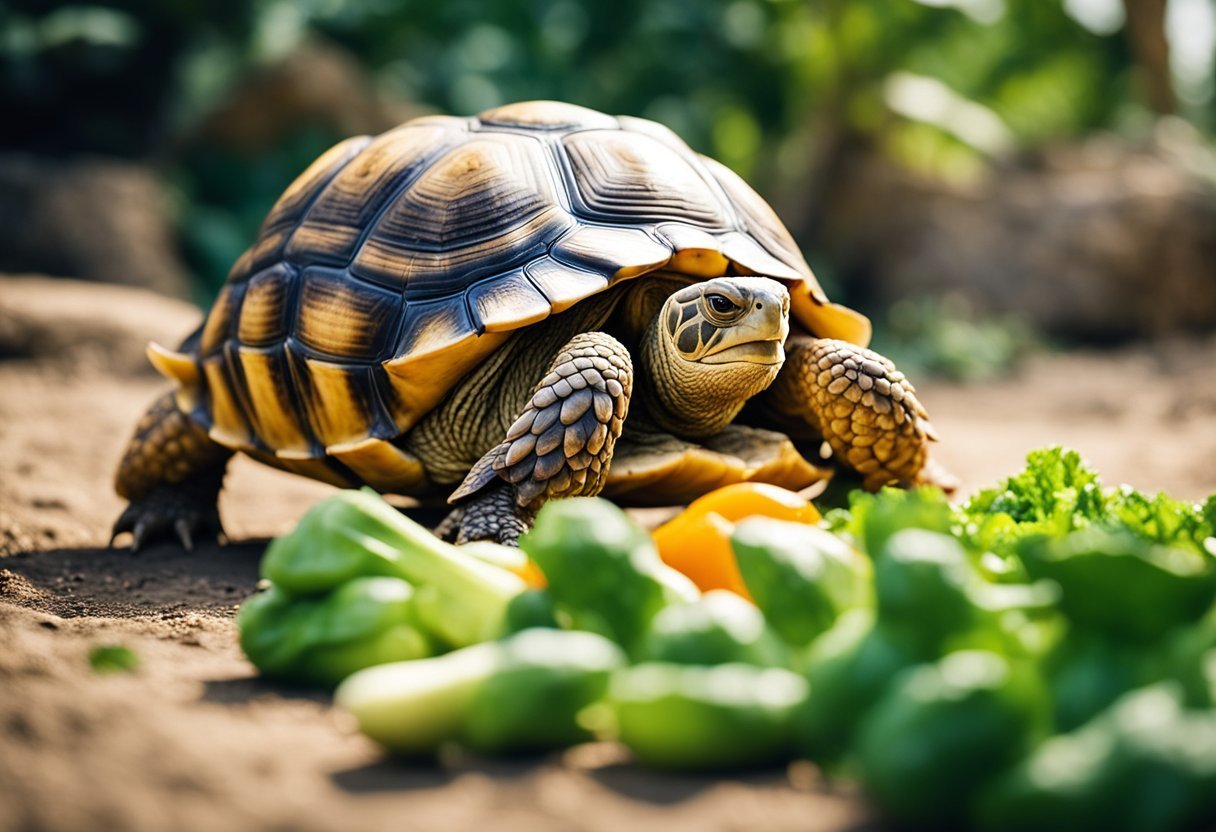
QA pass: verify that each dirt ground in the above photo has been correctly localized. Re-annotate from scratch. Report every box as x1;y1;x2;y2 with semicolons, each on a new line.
1;276;1213;832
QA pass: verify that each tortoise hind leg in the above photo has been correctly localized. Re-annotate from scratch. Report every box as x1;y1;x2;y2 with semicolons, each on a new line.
437;332;633;545
112;392;233;551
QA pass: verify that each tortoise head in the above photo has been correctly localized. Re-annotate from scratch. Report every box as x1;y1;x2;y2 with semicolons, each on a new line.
662;277;790;366
642;276;790;437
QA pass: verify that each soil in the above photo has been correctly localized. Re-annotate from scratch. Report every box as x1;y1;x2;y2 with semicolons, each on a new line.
1;277;1213;832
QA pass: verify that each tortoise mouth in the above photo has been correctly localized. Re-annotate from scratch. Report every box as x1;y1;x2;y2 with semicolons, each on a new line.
701;339;785;366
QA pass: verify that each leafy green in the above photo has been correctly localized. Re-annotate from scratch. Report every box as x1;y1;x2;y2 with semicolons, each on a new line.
88;645;140;675
520;498;698;655
960;447;1215;560
829;449;1215;567
1106;488;1216;556
965;446;1106;543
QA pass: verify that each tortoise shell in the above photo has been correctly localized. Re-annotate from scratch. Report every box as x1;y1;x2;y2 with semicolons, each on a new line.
152;101;870;468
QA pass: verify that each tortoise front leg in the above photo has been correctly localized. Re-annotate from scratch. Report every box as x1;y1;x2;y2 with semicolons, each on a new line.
438;332;633;545
767;337;955;492
112;391;233;551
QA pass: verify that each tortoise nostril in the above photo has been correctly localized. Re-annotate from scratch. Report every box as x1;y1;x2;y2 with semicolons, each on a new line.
756;303;763;310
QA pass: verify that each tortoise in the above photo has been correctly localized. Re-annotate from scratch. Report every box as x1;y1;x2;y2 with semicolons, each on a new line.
112;100;951;549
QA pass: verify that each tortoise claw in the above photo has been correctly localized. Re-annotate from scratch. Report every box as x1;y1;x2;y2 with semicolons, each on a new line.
131;519;151;553
110;486;223;552
174;518;195;553
437;486;534;547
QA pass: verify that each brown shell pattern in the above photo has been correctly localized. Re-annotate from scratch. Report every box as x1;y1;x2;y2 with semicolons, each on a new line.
175;100;830;460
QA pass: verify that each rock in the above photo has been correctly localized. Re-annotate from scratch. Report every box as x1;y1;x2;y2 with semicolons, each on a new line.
0;155;192;298
188;39;421;155
0;275;201;376
815;132;1216;340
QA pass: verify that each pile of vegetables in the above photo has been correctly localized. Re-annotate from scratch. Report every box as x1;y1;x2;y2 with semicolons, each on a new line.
237;448;1216;831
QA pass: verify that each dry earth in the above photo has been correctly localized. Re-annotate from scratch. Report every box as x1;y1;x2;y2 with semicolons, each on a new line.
1;276;1213;832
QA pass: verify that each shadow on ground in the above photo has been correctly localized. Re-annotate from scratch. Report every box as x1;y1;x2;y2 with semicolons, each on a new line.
0;540;266;618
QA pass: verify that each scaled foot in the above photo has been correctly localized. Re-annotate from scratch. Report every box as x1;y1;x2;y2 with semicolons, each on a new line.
111;391;231;551
110;479;225;552
770;338;955;492
435;484;536;546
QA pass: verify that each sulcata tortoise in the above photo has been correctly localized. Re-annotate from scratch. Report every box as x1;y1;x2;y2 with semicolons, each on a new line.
112;100;951;549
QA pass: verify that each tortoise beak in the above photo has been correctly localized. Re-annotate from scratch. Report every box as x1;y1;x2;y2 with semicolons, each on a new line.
701;338;785;366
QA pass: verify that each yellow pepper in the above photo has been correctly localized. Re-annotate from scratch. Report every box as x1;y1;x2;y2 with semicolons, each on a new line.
651;483;822;598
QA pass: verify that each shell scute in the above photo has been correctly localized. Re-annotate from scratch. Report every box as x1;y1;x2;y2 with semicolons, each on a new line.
524;257;609;312
478;100;617;130
239;134;373;279
294;267;403;362
199;283;241;357
234;344;311;455
467;268;552;333
285;345;395;451
550;225;673;280
562;130;730;229
353;135;572;295
237;264;295;347
285;123;461;268
200;351;253;449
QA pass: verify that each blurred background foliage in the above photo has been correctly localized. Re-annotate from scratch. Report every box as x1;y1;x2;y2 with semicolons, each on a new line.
2;0;1213;377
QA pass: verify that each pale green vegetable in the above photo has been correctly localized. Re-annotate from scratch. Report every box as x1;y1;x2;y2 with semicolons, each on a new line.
336;641;503;756
261;490;526;648
336;629;626;757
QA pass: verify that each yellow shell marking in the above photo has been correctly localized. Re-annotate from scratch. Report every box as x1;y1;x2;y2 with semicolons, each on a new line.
295;273;399;360
790;291;873;347
200;356;253;449
237;267;290;346
383;329;508;436
329;437;428;493
245;449;354;489
199;284;235;355
296;359;375;449
236;346;311;456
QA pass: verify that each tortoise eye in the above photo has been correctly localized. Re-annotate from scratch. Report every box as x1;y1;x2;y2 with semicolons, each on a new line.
706;294;738;315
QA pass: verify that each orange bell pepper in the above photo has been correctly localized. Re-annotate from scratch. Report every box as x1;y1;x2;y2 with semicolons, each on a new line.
651;483;822;598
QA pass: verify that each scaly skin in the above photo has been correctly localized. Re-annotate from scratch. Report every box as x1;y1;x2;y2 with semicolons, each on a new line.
768;337;946;491
440;331;633;544
434;484;536;545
